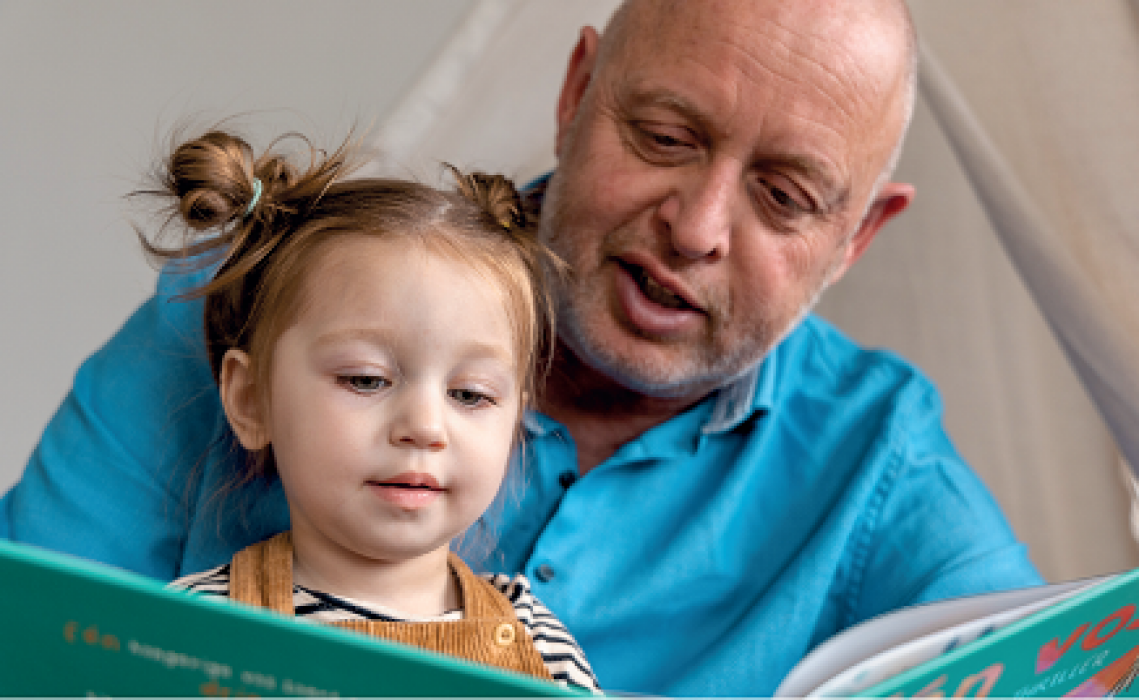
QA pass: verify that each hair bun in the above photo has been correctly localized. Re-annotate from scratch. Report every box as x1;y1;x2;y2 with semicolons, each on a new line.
165;131;262;230
452;168;530;233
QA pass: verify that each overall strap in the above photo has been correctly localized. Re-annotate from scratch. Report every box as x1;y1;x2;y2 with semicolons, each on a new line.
229;531;295;614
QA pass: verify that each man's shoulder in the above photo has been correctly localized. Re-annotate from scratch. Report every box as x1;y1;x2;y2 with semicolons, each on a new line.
777;314;938;404
758;314;951;453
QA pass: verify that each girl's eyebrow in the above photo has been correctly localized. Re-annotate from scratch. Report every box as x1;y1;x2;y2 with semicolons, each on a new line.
314;328;517;367
312;328;392;348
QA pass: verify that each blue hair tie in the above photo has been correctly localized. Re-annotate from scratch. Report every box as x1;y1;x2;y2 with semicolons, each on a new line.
244;178;263;218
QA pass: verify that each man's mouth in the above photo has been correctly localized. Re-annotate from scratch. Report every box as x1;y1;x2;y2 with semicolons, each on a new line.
624;262;694;311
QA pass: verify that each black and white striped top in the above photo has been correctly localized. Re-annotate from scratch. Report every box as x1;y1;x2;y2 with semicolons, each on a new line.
172;565;599;692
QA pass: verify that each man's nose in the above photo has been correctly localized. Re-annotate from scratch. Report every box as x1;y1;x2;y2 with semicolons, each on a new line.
657;165;734;261
389;390;447;451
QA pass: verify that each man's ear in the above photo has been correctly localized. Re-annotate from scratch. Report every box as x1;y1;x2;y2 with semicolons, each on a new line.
219;348;270;451
555;26;601;158
829;182;915;283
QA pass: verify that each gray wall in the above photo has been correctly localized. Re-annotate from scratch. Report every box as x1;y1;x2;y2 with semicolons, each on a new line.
0;0;472;491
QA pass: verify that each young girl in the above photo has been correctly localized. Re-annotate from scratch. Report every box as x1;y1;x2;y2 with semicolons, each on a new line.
145;129;598;691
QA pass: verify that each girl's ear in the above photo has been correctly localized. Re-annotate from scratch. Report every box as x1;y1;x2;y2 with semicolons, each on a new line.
219;348;270;450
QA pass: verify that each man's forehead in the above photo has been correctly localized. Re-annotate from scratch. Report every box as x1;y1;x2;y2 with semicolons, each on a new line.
605;0;912;180
610;0;909;94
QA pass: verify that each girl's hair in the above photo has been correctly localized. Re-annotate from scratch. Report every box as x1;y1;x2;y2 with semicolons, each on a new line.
137;128;561;480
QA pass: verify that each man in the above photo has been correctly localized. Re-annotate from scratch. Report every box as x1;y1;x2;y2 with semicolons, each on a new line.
1;0;1041;695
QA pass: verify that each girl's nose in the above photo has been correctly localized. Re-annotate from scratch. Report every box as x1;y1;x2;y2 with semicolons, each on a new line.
389;391;447;451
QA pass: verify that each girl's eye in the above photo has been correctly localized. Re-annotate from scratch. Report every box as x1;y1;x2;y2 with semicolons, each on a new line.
339;375;389;394
449;388;496;408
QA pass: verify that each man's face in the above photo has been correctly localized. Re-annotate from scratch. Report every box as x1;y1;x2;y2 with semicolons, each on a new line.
541;0;910;399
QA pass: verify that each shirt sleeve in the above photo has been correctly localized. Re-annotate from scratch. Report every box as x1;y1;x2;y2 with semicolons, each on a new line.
0;263;223;580
847;377;1045;624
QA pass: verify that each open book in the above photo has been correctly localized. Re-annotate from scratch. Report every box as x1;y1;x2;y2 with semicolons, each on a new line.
3;536;1137;698
0;539;583;697
777;567;1139;697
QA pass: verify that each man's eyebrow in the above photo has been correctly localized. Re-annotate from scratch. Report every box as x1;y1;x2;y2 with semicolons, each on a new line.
621;85;713;134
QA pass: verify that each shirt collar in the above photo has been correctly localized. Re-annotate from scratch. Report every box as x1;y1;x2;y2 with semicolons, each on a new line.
702;351;776;435
522;352;775;439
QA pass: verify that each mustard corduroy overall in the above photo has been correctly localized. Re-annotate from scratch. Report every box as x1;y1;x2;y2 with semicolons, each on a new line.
228;531;554;680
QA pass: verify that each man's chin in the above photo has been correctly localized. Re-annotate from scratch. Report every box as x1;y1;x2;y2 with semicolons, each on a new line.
561;327;752;401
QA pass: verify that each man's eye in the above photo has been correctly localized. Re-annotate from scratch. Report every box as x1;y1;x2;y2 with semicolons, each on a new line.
449;388;496;408
771;186;799;210
631;122;697;162
649;132;684;148
758;177;811;216
340;375;389;394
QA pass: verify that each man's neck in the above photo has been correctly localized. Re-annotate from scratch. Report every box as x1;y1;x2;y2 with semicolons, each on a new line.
537;344;708;475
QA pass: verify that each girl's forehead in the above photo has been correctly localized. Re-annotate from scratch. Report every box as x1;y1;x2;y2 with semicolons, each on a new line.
296;234;525;355
304;232;521;305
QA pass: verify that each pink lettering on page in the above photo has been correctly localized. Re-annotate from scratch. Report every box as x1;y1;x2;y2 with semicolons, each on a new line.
1036;604;1139;674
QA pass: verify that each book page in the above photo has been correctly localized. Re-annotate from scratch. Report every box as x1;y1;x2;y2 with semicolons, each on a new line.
776;577;1108;697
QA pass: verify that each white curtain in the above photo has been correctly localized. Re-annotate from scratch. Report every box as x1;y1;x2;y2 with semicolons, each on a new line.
360;0;614;184
835;0;1139;581
368;0;1139;582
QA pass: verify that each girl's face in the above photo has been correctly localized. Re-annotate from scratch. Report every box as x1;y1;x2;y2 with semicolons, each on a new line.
236;235;522;571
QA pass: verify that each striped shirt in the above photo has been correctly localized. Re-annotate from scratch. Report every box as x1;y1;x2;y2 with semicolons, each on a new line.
172;565;599;692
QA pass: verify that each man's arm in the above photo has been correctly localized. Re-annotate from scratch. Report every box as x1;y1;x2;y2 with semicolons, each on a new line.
0;264;223;580
849;379;1044;624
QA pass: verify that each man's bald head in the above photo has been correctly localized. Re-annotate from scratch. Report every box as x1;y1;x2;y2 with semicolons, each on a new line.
596;0;917;189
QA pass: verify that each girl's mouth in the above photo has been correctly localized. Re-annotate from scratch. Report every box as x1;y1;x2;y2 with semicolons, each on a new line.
368;473;443;509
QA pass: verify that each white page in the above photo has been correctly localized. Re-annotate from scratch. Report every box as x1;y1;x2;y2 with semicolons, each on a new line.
775;576;1110;697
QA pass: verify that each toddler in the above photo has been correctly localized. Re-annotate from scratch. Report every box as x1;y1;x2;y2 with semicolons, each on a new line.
144;129;597;691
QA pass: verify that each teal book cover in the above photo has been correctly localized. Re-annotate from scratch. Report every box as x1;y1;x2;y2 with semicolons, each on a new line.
0;539;583;697
857;569;1139;697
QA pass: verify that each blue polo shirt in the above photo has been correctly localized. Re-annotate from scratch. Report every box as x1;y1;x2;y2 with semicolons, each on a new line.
1;263;1041;696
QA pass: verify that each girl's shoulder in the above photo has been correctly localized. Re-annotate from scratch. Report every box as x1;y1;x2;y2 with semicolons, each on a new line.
479;572;600;692
480;572;541;623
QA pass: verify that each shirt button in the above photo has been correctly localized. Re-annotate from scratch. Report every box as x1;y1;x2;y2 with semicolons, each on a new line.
494;622;516;646
558;471;577;488
535;564;556;582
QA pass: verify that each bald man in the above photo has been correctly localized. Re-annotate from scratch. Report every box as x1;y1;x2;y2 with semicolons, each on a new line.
3;0;1041;695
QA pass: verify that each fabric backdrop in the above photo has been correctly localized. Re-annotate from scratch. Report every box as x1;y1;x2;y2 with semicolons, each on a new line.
366;0;1139;583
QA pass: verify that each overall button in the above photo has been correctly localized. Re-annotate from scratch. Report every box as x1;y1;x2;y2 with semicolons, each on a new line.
494;623;515;646
535;564;556;582
558;471;577;488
